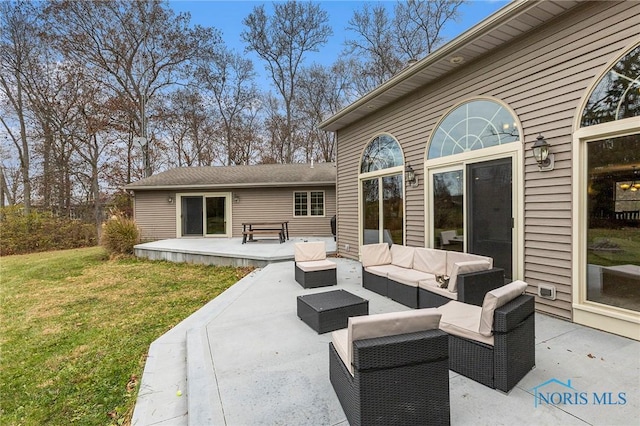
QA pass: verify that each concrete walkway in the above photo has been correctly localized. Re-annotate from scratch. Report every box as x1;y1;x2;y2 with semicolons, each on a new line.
132;259;639;426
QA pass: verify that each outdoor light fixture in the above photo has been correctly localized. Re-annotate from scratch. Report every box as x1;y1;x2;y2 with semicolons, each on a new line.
167;195;174;204
532;134;554;171
233;194;240;203
405;163;418;187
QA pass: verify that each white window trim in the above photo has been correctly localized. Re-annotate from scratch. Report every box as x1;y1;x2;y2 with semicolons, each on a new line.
571;119;640;339
293;190;326;217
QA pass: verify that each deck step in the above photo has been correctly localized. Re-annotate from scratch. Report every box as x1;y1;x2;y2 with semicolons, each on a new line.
186;328;225;426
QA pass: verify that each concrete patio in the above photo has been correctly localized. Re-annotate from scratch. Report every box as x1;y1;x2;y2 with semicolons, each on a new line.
134;236;337;267
132;256;639;425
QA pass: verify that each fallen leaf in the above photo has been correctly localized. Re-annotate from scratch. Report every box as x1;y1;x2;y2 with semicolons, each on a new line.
587;353;595;359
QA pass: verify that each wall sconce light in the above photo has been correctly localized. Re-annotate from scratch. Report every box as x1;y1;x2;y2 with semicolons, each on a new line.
167;195;174;204
532;134;554;171
233;194;240;203
405;163;418;187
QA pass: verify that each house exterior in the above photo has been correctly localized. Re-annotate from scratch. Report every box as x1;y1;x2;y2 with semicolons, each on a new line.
320;0;639;340
126;163;336;241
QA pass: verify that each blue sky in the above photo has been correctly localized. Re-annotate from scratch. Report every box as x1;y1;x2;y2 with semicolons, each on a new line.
169;0;510;89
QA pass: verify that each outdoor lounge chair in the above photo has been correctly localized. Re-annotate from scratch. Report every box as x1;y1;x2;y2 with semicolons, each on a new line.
437;280;535;393
329;309;450;426
294;241;337;288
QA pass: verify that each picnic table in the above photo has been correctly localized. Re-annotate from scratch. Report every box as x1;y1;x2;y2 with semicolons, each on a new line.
242;221;289;244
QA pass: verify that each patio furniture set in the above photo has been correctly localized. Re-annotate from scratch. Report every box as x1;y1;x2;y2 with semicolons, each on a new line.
294;241;536;426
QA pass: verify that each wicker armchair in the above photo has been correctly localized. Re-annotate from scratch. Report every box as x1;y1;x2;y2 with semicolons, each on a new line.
294;241;337;288
329;310;450;426
437;280;535;392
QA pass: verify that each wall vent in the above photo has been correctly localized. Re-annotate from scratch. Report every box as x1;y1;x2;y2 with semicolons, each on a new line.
538;284;556;300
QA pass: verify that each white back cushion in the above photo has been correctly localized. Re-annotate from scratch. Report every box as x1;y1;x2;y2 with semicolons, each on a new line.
479;280;528;336
413;248;447;275
347;309;441;370
360;243;392;267
294;241;326;262
446;251;493;275
447;260;492;292
390;245;414;268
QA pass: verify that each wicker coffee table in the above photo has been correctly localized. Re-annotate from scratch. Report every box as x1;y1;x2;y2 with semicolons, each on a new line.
297;290;368;334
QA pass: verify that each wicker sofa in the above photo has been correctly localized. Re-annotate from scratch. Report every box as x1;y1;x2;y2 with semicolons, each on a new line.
294;241;337;288
360;243;504;308
437;280;535;392
329;309;450;426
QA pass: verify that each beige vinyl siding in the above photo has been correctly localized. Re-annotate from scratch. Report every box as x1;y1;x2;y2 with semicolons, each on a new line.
134;191;177;241
231;186;336;238
335;1;640;319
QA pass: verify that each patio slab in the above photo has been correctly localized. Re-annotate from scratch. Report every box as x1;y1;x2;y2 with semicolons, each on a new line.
133;258;639;426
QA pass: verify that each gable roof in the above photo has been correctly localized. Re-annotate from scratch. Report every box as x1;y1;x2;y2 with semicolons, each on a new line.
125;163;336;191
320;0;581;132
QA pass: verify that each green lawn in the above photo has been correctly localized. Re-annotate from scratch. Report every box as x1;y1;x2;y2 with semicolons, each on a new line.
0;247;250;425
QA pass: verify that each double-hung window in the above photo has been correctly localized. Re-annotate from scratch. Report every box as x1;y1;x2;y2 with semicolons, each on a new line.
294;191;324;217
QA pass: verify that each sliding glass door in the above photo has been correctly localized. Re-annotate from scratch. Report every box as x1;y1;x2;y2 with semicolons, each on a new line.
430;157;514;279
180;193;231;237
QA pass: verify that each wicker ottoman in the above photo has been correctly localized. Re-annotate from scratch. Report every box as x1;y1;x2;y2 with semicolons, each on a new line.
297;290;369;334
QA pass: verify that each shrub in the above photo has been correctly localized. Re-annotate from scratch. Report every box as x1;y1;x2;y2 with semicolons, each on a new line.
0;206;97;256
101;214;140;255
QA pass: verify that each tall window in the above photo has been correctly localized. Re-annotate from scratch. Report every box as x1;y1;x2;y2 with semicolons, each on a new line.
294;191;324;217
428;99;519;159
580;45;640;314
360;134;404;245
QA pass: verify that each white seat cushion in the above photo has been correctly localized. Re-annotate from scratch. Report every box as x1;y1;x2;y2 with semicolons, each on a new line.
331;328;351;375
365;264;408;278
294;241;326;262
360;243;392;267
296;259;337;272
418;279;457;300
388;269;434;287
390;245;414;268
437;301;494;346
479;280;528;336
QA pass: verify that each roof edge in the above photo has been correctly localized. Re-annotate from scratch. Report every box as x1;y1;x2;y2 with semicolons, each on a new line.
320;0;537;131
125;181;337;191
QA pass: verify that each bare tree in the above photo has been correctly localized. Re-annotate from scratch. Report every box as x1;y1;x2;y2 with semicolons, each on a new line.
344;0;464;96
196;47;260;165
295;63;348;162
242;1;332;163
43;0;220;178
0;1;41;213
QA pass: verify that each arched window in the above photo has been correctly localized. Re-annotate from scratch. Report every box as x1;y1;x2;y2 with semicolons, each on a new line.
360;134;404;245
581;45;640;127
428;99;519;159
360;134;403;173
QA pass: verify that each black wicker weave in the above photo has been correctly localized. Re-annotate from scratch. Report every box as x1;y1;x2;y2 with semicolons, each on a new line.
419;268;505;308
362;267;387;296
297;290;368;334
329;330;450;426
295;264;337;288
447;294;535;392
387;279;419;308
